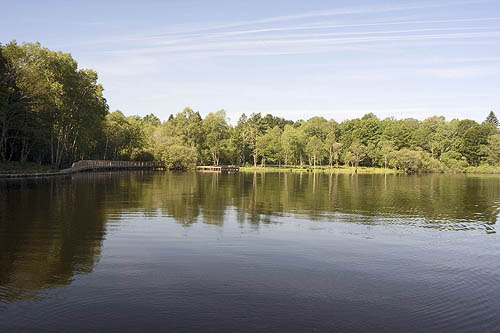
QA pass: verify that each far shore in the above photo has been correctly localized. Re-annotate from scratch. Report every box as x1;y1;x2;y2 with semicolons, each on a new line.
4;161;500;177
240;165;500;175
239;166;397;174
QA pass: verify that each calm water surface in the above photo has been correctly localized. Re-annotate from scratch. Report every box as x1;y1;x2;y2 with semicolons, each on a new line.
1;171;500;332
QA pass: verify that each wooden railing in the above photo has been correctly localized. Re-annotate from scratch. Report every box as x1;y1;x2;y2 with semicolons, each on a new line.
0;160;165;178
69;160;165;172
196;165;239;172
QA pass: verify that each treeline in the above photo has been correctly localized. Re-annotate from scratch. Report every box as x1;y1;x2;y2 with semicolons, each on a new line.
137;109;500;173
2;42;500;172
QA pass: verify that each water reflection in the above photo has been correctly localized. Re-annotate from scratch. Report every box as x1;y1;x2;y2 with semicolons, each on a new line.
0;176;108;301
87;171;499;230
0;171;498;303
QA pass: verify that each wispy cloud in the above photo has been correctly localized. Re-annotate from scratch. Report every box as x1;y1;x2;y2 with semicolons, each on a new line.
146;17;500;43
106;31;500;57
82;0;499;59
149;24;497;46
144;0;486;36
59;2;497;49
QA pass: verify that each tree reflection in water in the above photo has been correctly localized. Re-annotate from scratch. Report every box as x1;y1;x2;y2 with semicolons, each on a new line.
0;171;498;301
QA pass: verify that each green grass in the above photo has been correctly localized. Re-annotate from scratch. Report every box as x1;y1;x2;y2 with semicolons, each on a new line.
239;165;398;174
240;164;500;175
0;161;56;174
466;165;500;174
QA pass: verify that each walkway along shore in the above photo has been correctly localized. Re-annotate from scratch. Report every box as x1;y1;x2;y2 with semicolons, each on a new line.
0;160;165;178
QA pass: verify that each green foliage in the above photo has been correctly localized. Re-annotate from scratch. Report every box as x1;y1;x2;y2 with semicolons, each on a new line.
241;113;267;167
459;124;488;166
203;110;229;166
377;140;395;168
388;149;443;174
483;133;500;165
325;131;342;167
280;124;306;165
439;151;466;171
389;149;425;173
0;41;108;167
257;126;282;166
305;135;326;167
348;141;367;170
302;116;329;141
103;111;148;161
2;42;498;174
150;127;197;169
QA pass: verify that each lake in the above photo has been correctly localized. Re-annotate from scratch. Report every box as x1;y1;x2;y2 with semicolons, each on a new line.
1;171;499;332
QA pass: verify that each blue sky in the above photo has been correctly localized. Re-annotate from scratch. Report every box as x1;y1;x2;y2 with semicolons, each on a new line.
1;0;499;123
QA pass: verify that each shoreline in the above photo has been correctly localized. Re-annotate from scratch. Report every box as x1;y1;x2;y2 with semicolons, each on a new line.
0;160;164;179
4;163;500;178
239;166;398;174
239;165;500;175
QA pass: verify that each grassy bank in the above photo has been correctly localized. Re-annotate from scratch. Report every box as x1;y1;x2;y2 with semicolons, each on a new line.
240;165;500;174
4;161;500;175
239;165;399;174
466;165;500;174
0;161;56;174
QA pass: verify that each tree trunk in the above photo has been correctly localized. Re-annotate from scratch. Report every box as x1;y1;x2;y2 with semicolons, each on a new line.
104;135;109;160
0;124;8;161
212;151;218;166
50;132;54;165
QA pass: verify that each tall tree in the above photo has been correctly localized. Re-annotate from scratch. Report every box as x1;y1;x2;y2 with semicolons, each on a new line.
305;136;326;168
348;141;367;172
281;124;306;165
483;133;500;165
377;140;396;169
485;111;499;127
325;132;343;168
242;113;266;167
203;110;229;166
257;126;282;166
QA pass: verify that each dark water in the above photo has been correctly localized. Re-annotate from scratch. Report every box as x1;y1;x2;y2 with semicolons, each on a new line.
1;171;500;332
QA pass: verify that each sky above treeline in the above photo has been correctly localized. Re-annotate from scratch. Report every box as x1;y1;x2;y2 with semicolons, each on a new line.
1;0;499;123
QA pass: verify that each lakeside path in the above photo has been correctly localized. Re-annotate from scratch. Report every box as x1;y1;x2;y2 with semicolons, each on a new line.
3;163;500;178
0;160;164;178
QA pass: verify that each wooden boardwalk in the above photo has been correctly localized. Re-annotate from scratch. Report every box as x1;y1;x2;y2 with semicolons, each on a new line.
196;165;239;172
0;161;240;178
70;160;164;172
0;160;165;178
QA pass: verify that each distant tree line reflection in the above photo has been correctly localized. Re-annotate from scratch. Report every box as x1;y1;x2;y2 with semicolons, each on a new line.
0;172;498;300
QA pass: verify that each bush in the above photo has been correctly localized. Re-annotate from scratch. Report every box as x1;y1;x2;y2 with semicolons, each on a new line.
422;154;444;173
388;149;443;173
440;151;468;172
131;150;155;161
467;164;500;174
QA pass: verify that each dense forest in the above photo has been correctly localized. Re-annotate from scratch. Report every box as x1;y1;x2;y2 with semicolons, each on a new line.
1;42;500;173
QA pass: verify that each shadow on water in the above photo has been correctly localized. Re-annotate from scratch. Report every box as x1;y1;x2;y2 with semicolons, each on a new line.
0;175;109;301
